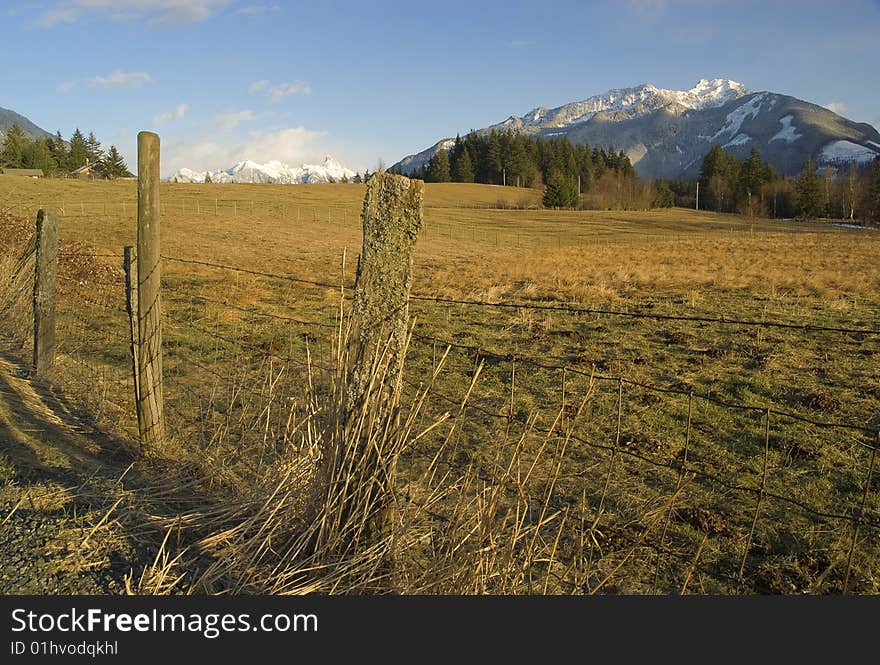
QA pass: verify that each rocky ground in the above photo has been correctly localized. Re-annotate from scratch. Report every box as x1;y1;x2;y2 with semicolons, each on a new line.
0;351;156;594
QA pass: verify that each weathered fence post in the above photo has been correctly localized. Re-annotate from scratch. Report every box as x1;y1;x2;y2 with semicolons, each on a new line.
32;209;58;376
135;131;165;448
348;172;424;407
325;172;423;556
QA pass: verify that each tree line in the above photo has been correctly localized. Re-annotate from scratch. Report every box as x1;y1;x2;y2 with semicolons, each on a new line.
0;124;131;178
392;130;668;210
656;143;880;222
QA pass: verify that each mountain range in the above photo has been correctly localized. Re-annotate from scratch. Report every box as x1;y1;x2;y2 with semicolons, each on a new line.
391;79;880;179
169;156;357;184
0;106;54;144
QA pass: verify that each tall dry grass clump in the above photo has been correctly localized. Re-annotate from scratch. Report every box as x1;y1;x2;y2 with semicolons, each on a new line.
135;310;602;595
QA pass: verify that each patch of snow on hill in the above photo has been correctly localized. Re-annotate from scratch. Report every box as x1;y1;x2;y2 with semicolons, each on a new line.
820;140;879;164
711;93;766;140
770;115;802;144
723;133;751;148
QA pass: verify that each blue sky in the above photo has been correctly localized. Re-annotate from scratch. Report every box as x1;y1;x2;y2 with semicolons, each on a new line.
2;0;879;176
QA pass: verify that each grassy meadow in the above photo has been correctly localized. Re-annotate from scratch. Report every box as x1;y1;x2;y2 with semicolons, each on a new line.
1;174;878;594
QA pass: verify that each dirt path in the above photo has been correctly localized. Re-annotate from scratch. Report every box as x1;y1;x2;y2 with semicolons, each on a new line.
0;349;157;594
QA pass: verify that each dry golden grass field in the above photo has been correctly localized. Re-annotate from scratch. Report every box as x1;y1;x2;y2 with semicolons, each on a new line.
1;175;878;595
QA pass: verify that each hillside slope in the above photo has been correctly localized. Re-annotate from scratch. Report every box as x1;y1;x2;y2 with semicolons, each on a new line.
393;80;880;179
0;106;54;144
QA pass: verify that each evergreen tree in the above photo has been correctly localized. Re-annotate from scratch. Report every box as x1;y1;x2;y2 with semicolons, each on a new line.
449;134;463;176
353;172;362;183
427;148;451;182
485;130;503;184
542;171;579;208
0;123;27;167
49;130;69;172
68;128;89;169
699;144;740;211
795;159;823;219
505;137;530;187
23;137;57;173
102;145;131;178
204;171;212;184
453;147;474;182
85;132;104;163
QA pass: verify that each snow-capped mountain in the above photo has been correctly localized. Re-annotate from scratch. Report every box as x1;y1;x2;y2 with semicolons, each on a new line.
170;155;357;184
392;79;880;179
497;79;749;131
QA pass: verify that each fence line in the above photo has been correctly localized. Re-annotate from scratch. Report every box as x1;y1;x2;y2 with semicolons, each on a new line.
164;294;335;329
163;312;334;375
158;254;879;337
408;373;880;530
161;255;341;291
4;188;878;593
409;294;880;337
147;253;880;438
407;330;879;439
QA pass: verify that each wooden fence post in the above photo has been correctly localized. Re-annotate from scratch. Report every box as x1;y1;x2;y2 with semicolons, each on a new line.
348;172;424;407
135;131;165;448
32;209;58;376
123;245;141;435
327;172;423;553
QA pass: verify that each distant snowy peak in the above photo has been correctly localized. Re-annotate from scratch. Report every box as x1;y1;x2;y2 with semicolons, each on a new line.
170;155;357;184
498;78;750;130
684;78;750;108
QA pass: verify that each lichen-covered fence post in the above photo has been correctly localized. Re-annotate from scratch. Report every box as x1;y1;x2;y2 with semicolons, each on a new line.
347;173;423;405
135;131;165;449
32;209;58;376
336;172;424;554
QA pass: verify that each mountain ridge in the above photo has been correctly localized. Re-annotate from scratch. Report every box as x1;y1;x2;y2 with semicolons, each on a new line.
0;106;55;143
392;80;880;179
169;155;357;184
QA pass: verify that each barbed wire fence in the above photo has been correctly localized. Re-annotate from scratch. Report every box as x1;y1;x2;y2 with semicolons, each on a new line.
150;252;879;592
53;246;137;439
1;193;878;592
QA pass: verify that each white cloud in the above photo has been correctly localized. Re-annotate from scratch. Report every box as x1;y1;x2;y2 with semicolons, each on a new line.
235;4;280;15
38;7;79;26
249;79;312;101
824;101;847;114
214;110;255;130
153;103;189;124
89;70;154;88
57;80;77;93
162;125;328;176
267;81;312;101
37;0;230;28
